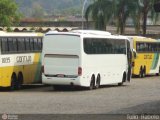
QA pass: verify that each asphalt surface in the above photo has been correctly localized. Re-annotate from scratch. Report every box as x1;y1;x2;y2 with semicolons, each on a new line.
0;76;160;119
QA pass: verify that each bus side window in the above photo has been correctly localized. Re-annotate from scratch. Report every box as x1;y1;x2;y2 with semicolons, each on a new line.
30;38;34;51
13;38;18;53
148;43;151;52
105;40;110;54
37;38;42;51
91;40;95;54
8;38;17;53
17;38;25;53
25;38;30;52
33;38;39;51
1;38;9;54
158;43;160;52
8;38;14;53
84;39;92;54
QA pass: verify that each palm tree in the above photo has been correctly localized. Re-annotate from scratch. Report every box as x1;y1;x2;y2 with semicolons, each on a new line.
138;0;159;35
85;0;114;30
129;0;142;34
85;0;139;34
85;0;159;35
113;0;134;34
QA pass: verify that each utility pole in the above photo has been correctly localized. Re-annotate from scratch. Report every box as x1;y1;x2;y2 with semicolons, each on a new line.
82;0;88;29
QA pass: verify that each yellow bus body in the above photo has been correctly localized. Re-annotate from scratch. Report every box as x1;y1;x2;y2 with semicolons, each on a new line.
131;36;160;76
0;31;43;88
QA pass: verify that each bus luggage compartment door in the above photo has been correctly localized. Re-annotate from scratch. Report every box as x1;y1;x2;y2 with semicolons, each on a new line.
44;54;79;77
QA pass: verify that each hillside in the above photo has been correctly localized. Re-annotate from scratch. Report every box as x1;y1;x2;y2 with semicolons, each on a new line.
15;0;91;18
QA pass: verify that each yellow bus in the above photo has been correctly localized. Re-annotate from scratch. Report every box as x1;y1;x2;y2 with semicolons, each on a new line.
0;31;43;90
130;36;160;78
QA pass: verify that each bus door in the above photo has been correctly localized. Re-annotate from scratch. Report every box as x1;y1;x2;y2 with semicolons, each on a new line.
127;40;132;81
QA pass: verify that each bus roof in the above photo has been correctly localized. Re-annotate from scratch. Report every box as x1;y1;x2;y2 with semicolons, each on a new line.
127;36;157;42
45;30;129;40
0;31;43;37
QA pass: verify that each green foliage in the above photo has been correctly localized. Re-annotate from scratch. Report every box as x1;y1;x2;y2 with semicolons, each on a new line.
31;2;45;19
85;0;159;35
0;0;21;27
15;0;83;16
85;0;113;30
138;0;159;35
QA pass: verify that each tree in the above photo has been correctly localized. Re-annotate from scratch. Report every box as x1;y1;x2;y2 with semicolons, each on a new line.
31;2;46;19
85;0;139;34
85;0;159;35
0;0;21;27
113;0;136;34
125;0;142;34
138;0;159;35
85;0;113;30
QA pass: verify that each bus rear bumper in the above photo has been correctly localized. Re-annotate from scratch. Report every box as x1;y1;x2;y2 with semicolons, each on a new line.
42;75;83;86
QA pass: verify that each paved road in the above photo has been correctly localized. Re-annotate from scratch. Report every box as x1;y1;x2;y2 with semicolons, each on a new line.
0;76;160;117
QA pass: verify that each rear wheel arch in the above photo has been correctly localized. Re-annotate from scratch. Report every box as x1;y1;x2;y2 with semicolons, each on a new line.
11;72;17;81
122;72;127;82
118;72;126;86
18;72;23;85
89;74;95;90
139;66;143;78
144;66;146;73
18;71;23;84
10;72;17;90
91;74;95;83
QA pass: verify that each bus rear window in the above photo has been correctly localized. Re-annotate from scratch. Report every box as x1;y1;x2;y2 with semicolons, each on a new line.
44;35;80;51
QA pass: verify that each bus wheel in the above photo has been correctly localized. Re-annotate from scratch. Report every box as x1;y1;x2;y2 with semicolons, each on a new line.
139;67;143;78
156;67;160;76
127;66;131;82
17;73;23;90
89;76;95;90
142;68;146;78
10;74;17;91
95;75;100;89
118;73;125;86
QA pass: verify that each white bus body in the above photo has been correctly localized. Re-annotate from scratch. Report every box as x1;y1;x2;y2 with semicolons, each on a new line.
42;30;132;89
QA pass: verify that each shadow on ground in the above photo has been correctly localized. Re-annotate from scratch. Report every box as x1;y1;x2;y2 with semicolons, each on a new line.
109;100;160;114
0;84;128;92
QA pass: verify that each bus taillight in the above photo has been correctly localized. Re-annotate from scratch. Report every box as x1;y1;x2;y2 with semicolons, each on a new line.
78;67;82;76
42;66;44;73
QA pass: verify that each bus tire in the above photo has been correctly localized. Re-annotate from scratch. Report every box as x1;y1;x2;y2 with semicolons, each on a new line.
156;67;160;76
89;75;95;90
139;67;143;78
17;72;23;90
142;67;146;78
118;73;126;86
127;66;131;82
10;73;17;91
95;74;100;89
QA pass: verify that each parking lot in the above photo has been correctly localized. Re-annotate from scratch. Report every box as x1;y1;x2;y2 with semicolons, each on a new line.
0;76;160;117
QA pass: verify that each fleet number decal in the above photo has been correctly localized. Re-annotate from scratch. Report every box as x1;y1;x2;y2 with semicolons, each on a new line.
144;55;152;59
0;54;34;67
2;57;11;63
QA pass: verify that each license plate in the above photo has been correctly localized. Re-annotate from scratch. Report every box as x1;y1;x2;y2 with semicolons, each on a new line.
57;74;65;77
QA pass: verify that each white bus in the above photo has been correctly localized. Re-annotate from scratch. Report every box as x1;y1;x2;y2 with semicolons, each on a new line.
42;30;132;90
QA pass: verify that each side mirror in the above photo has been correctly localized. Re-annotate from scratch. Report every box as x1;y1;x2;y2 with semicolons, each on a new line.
132;49;137;58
